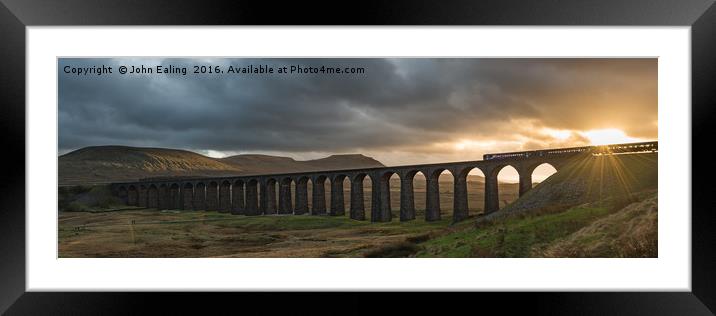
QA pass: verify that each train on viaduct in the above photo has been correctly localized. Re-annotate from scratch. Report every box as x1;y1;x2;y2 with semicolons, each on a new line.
110;141;657;223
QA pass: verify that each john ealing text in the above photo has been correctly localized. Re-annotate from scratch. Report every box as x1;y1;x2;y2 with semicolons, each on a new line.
127;65;187;75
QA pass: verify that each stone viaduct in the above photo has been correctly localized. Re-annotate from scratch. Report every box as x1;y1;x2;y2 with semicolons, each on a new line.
111;141;657;223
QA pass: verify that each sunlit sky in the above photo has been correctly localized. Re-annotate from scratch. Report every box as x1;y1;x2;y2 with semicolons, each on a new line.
59;58;657;182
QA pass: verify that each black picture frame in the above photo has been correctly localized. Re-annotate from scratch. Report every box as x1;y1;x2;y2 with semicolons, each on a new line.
1;0;714;314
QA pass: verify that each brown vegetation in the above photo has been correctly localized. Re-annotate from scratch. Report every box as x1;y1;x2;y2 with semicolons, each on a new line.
540;193;658;257
59;145;385;185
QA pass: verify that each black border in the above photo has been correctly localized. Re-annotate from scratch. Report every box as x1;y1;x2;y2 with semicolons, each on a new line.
1;0;715;314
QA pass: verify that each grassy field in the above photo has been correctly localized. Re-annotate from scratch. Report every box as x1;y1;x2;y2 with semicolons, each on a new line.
59;210;455;257
58;190;656;258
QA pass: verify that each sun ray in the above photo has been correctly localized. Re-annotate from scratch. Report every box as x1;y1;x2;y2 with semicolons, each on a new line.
581;128;643;146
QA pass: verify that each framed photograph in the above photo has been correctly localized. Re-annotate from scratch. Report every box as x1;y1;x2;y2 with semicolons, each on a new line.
1;0;715;314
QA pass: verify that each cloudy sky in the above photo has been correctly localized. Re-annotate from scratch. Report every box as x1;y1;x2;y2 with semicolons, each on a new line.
58;58;657;179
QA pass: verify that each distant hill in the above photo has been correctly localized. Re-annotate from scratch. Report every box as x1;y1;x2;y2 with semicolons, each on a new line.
59;146;385;185
220;153;384;175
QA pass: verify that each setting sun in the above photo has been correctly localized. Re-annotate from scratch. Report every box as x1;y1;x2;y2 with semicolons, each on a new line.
581;128;642;146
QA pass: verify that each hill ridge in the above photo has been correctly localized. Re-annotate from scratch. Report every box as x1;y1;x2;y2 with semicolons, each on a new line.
59;145;386;185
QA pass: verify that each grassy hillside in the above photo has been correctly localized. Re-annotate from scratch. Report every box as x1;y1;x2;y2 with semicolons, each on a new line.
300;154;386;170
412;152;658;258
540;193;657;257
59;146;386;185
414;190;656;257
59;146;244;185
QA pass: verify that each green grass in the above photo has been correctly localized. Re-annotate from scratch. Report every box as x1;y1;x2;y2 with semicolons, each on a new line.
212;214;369;231
88;209;453;231
413;188;656;258
415;204;615;257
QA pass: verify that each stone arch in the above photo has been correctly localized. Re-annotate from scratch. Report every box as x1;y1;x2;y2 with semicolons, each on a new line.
206;181;219;211
496;165;520;209
118;186;128;205
219;180;232;212
138;184;148;207
400;170;424;221
127;185;138;206
158;184;168;209
232;179;245;215
453;166;487;221
294;176;310;215
343;176;352;215
372;171;398;222
182;183;194;210
349;173;371;221
522;162;559;195
169;183;180;210
245;179;259;215
147;184;158;209
262;178;278;215
483;164;520;213
329;174;347;216
485;163;519;180
311;175;328;215
279;177;294;214
194;182;206;211
425;168;453;221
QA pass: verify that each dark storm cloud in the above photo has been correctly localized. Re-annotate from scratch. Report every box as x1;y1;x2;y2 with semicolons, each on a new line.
58;58;657;155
